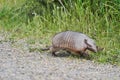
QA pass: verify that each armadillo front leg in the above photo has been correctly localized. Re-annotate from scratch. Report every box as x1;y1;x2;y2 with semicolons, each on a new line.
79;48;89;57
80;51;89;57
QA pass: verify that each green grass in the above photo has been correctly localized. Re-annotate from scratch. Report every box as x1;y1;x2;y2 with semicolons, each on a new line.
0;0;120;65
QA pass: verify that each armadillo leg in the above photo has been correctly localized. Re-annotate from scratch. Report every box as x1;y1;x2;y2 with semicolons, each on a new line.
50;47;59;56
52;52;57;56
97;46;104;52
79;52;86;56
66;50;71;54
79;48;89;57
81;51;89;57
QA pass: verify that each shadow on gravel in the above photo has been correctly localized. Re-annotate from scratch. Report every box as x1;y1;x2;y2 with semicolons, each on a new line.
52;52;71;57
29;47;91;60
47;51;91;60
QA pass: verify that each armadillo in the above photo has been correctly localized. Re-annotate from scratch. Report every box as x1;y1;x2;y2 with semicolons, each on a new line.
45;31;101;56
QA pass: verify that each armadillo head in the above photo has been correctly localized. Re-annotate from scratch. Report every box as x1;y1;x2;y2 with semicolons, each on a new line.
84;39;98;53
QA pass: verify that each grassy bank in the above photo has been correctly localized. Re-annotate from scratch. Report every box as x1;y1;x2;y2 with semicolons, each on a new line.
0;0;120;65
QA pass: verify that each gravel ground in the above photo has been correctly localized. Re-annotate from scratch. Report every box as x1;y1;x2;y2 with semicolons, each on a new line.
0;34;120;80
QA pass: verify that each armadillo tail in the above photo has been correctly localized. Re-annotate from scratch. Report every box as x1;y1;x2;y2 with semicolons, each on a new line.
41;46;52;51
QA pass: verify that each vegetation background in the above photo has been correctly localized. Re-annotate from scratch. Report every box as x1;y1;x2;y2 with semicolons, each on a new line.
0;0;120;65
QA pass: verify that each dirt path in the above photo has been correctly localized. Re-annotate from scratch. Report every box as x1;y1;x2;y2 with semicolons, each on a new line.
0;34;120;80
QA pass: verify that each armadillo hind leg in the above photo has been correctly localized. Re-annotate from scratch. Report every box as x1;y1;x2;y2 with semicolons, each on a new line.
66;50;71;54
51;51;57;56
50;46;60;56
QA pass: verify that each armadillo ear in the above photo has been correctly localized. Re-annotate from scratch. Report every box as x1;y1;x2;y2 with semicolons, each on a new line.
84;39;92;47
